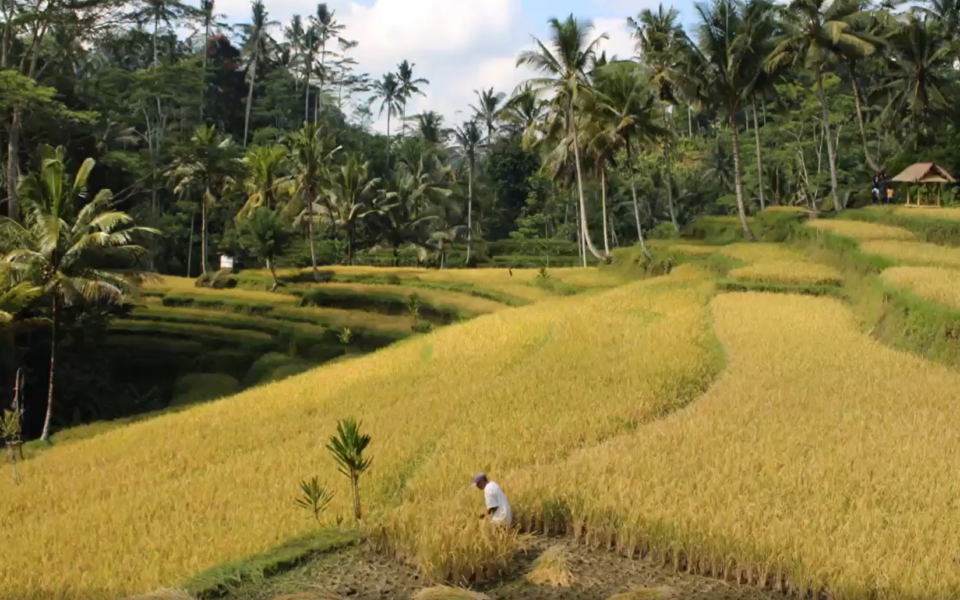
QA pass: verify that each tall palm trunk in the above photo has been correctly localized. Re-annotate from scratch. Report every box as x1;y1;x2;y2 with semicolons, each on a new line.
200;18;210;122
848;61;880;173
40;298;56;442
351;476;361;521
267;257;278;291
153;11;160;67
304;48;314;121
570;108;605;262
626;141;652;259
815;64;841;211
186;210;195;277
600;168;609;255
752;96;766;210
202;187;210;274
6;109;20;220
243;48;258;147
316;39;327;123
307;188;319;281
729;109;755;240
465;155;473;265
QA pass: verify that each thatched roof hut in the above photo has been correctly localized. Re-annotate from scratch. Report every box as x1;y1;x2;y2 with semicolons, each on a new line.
891;162;955;206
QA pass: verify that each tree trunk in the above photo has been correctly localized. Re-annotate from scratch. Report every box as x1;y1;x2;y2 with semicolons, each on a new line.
153;11;160;67
186;210;195;277
626;143;652;260
688;104;693;137
729;108;756;241
5;108;20;220
600;168;609;255
752;96;766;211
39;298;56;442
815;64;841;211
570;109;605;262
201;189;210;274
267;257;278;291
200;18;210;122
244;49;258;147
304;49;313;122
466;156;473;265
316;39;327;123
307;196;319;281
849;62;879;173
661;142;679;233
351;476;361;521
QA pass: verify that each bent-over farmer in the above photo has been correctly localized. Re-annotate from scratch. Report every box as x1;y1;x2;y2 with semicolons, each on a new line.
472;473;512;526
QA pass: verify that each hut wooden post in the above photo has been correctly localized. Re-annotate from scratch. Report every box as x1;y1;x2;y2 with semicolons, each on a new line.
938;185;942;207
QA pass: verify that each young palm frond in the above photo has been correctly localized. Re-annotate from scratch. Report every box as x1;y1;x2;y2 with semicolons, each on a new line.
326;417;372;521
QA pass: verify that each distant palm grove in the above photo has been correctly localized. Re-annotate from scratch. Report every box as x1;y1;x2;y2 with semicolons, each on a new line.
2;0;960;438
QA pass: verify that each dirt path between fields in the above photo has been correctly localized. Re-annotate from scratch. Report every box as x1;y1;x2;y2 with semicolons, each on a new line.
232;536;780;600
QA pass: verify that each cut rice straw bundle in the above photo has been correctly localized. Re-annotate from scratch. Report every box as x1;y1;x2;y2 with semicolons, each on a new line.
524;545;575;588
412;586;491;600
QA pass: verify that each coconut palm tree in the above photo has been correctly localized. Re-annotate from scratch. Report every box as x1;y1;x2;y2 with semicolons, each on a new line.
767;0;878;211
687;0;775;239
318;153;379;265
238;207;290;291
878;14;953;146
0;146;157;441
397;60;429;138
239;144;288;217
169;125;242;274
451;120;483;265
517;14;610;262
302;25;319;121
414;111;448;146
312;3;345;119
631;5;690;232
285;15;305;93
288;122;340;279
195;0;227;121
592;61;665;258
125;0;196;67
239;0;278;147
471;87;507;139
371;72;402;141
504;83;548;142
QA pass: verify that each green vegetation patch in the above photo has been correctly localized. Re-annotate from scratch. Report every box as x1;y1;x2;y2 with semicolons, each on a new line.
171;373;242;407
182;528;359;599
716;278;844;297
297;288;469;324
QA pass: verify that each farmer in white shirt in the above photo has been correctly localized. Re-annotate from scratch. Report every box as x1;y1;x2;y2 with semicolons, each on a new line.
472;473;512;526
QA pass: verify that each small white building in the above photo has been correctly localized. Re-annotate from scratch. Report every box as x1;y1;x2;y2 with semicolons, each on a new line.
219;254;235;271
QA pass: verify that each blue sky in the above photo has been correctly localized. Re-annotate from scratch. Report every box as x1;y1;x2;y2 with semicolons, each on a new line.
213;0;698;130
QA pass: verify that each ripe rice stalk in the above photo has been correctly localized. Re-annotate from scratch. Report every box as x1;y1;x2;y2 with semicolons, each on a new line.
718;243;802;263
729;261;843;286
862;241;960;268
524;545;575;587
881;266;960;309
121;589;196;600
804;219;914;241
606;587;677;600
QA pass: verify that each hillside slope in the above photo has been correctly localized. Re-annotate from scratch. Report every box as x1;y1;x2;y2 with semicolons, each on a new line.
0;268;717;600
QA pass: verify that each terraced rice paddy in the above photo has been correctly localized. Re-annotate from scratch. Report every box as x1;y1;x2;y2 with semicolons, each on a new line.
728;261;843;286
860;240;960;267
804;219;915;241
717;243;802;263
881;266;960;309
0;270;717;600
891;206;960;222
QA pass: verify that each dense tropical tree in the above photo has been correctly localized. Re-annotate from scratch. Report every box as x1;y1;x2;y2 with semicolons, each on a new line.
0;146;156;441
397;60;429;138
592;61;665;257
767;0;878;210
319;153;379;264
414;111;448;145
239;0;279;146
239;144;288;216
518;15;610;262
452;120;484;265
371;72;402;140
238;207;290;290
288;122;339;279
688;0;775;238
169;126;242;274
471;87;507;139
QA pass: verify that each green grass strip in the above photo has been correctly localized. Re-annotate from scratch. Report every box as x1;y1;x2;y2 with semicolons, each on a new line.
182;528;359;599
716;278;845;297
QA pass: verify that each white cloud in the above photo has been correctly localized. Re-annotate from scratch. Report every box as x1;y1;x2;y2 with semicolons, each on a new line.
593;17;637;62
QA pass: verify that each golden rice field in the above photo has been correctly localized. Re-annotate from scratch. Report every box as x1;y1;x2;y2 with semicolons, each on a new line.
717;243;802;264
860;240;960;268
491;293;960;599
145;275;300;304
304;281;509;314
880;266;960;310
804;219;915;241
728;260;843;286
665;244;718;257
0;270;717;600
891;206;960;222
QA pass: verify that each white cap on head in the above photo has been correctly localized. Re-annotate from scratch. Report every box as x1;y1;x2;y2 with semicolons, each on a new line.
471;473;486;485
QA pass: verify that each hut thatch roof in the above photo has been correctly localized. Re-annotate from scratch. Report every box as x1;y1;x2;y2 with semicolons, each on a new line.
891;162;956;184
